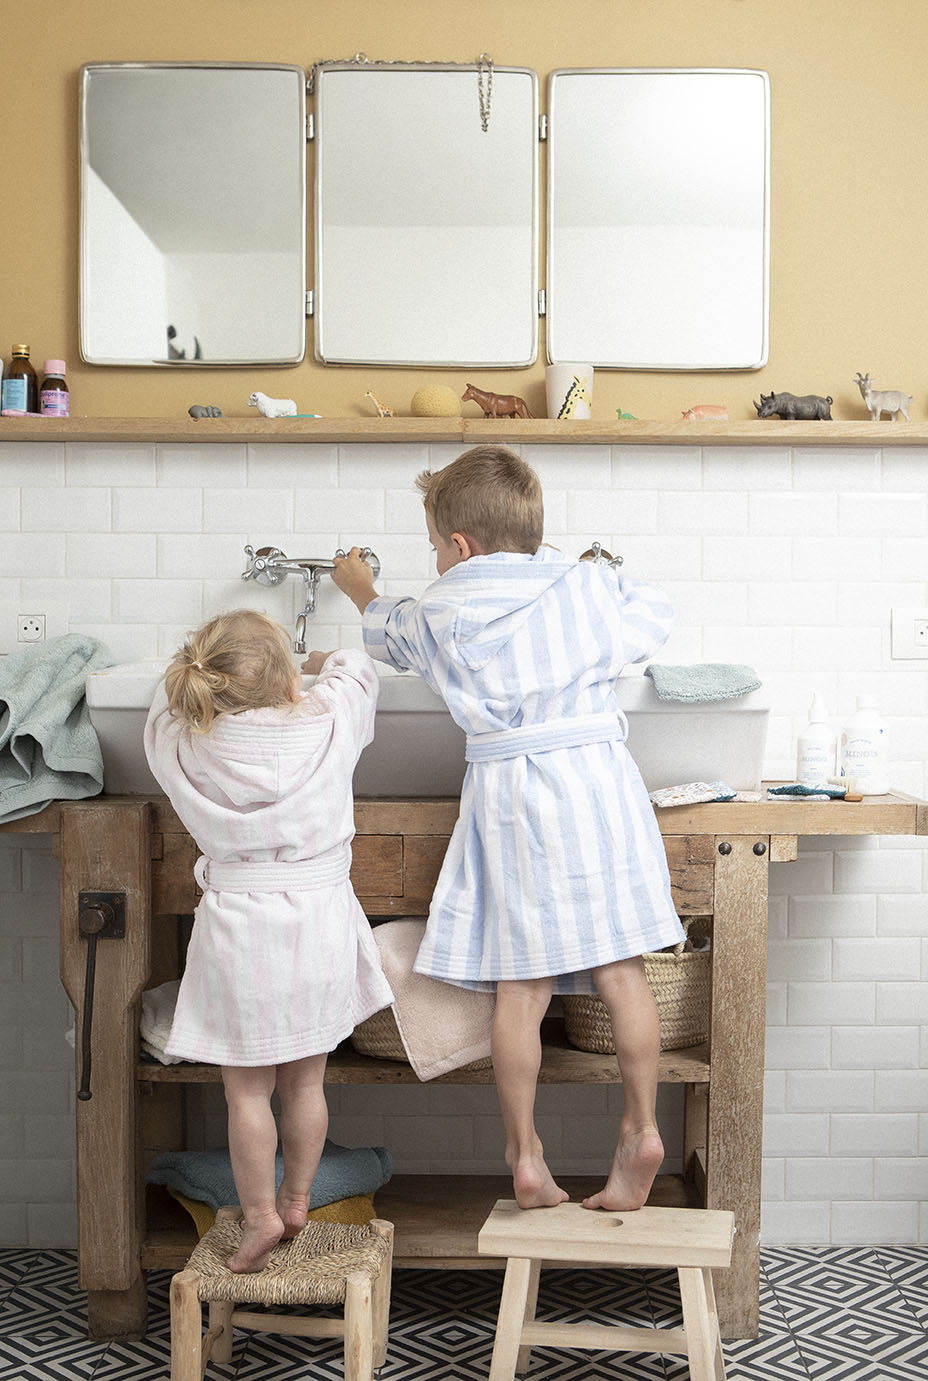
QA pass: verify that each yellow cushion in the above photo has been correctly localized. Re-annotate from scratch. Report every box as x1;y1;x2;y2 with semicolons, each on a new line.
167;1187;377;1238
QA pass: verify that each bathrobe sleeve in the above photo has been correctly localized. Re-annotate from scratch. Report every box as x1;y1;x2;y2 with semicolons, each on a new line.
307;649;380;753
361;595;435;677
614;574;674;665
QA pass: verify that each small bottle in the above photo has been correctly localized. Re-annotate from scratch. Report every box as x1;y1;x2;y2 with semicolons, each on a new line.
840;695;889;795
2;344;38;414
40;359;69;417
796;690;837;786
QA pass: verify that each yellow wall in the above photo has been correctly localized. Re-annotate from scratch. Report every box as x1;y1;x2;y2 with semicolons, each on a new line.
3;0;927;421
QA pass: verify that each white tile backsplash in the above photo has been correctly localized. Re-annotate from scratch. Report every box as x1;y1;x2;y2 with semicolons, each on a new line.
1;434;926;1248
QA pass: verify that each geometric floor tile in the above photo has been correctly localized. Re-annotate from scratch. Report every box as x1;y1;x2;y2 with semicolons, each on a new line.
0;1246;925;1380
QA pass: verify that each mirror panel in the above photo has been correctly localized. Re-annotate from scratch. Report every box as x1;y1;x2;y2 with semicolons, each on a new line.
314;64;538;367
547;68;770;370
80;63;307;366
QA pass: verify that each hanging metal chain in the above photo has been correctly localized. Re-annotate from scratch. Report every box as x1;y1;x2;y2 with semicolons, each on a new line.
308;52;494;130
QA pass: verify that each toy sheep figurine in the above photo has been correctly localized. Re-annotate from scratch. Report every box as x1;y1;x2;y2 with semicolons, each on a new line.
247;391;297;419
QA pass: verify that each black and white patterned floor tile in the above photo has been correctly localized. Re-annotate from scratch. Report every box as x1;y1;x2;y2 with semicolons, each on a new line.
0;1247;925;1380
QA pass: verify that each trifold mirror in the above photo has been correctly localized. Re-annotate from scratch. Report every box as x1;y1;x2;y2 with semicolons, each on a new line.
79;62;769;372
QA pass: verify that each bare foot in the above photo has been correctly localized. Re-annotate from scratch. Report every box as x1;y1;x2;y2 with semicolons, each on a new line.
276;1188;309;1240
227;1208;284;1272
507;1142;570;1209
582;1128;664;1212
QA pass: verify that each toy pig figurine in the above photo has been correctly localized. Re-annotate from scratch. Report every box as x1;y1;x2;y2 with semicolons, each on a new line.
753;391;833;421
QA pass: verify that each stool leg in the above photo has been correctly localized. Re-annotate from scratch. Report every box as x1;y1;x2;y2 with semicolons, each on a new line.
678;1267;725;1381
489;1258;533;1381
344;1270;374;1381
370;1220;394;1369
208;1300;235;1366
515;1259;541;1376
702;1267;726;1381
169;1271;203;1381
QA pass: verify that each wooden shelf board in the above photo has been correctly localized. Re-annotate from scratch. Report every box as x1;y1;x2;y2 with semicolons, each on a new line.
141;1172;701;1272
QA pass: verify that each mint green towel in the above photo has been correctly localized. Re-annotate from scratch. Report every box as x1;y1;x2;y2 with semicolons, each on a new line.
0;633;115;823
644;662;761;703
149;1141;393;1211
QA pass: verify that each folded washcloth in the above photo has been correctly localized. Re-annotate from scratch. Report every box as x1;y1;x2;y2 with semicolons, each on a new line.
140;980;184;1065
0;633;115;822
371;919;495;1080
644;662;762;703
767;783;846;799
649;780;737;807
148;1141;392;1212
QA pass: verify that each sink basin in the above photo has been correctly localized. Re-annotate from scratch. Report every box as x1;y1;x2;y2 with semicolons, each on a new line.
85;662;769;797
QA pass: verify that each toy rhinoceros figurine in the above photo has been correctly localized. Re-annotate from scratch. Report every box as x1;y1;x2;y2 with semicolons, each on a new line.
753;391;833;421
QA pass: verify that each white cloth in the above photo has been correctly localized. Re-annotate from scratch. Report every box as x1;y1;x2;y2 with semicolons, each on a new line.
363;549;685;994
144;649;394;1065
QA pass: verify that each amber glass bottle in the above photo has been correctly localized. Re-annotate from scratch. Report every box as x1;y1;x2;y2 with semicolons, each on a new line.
1;345;38;413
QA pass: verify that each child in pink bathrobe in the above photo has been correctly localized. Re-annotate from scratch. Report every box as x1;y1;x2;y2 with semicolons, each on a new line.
144;608;393;1271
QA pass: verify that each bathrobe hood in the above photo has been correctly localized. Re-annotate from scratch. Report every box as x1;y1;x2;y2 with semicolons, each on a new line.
181;706;334;808
421;547;580;672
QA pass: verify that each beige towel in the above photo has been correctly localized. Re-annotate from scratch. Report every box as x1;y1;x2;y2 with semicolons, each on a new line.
372;919;495;1080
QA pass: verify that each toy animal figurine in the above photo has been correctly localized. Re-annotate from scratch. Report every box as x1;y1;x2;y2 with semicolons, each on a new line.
615;406;636;420
247;391;297;419
853;372;912;421
461;383;533;418
364;390;396;418
682;404;728;421
557;374;592;419
753;391;833;421
188;404;222;419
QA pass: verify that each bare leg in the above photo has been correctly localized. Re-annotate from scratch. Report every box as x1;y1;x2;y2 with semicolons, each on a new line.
583;957;664;1211
492;977;568;1209
275;1053;329;1237
222;1064;284;1271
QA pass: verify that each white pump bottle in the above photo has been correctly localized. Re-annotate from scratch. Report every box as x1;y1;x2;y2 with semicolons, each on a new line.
840;695;889;795
796;691;837;787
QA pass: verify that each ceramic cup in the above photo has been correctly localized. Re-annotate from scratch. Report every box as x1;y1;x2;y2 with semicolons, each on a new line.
545;363;594;420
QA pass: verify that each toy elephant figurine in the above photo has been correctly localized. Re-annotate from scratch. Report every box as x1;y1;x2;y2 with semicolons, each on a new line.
753;391;833;421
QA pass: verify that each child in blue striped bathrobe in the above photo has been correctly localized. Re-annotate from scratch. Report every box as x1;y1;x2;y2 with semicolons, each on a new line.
328;445;685;1213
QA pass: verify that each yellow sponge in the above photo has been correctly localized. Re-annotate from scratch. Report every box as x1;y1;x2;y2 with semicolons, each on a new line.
167;1187;377;1238
410;384;462;417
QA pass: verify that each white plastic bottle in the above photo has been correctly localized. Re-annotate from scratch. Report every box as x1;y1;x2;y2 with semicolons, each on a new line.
840;695;889;795
796;691;837;786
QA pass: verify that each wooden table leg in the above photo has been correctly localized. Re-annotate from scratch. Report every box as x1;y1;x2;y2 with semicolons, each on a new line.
59;799;153;1339
706;833;769;1340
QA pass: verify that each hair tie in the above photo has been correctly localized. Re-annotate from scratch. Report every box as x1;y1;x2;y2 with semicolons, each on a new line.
193;660;204;670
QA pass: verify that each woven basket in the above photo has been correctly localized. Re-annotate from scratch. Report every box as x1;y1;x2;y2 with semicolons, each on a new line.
563;918;710;1054
350;1005;492;1071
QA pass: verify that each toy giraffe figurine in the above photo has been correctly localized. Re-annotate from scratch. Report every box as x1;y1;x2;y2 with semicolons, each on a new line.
365;390;396;418
558;374;592;419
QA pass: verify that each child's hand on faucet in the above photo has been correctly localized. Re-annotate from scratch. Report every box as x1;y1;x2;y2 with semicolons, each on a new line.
332;547;379;614
300;651;332;675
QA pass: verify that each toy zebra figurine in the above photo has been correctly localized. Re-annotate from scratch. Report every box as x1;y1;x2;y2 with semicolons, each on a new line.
557;374;592;419
364;390;396;418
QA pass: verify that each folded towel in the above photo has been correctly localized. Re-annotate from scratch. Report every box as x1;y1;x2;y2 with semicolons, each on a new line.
649;780;737;807
166;1188;376;1238
644;662;761;702
767;783;846;799
140;980;185;1065
371;919;495;1081
148;1141;392;1212
0;633;114;822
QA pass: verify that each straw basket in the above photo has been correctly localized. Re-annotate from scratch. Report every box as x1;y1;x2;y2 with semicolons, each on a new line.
562;918;710;1054
349;1006;493;1071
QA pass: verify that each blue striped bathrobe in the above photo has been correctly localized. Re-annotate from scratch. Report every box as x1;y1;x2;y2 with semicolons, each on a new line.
363;547;685;993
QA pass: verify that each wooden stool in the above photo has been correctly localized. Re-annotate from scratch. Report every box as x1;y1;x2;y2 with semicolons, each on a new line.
478;1200;734;1381
169;1206;393;1381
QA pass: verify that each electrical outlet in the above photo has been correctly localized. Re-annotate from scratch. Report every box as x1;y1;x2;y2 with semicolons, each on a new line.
891;606;928;660
17;615;46;643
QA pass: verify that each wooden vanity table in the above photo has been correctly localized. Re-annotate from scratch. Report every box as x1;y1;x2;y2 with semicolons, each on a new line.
5;788;924;1343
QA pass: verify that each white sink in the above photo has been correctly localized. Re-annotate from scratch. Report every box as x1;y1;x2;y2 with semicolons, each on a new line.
85;662;769;797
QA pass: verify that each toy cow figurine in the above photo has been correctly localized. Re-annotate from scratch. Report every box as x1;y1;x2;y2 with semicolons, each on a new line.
753;391;833;421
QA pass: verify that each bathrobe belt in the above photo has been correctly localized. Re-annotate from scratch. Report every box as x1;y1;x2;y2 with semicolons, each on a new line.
465;712;625;763
194;848;351;893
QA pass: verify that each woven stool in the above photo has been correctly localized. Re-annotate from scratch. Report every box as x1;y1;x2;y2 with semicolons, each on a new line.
478;1200;734;1381
169;1206;393;1381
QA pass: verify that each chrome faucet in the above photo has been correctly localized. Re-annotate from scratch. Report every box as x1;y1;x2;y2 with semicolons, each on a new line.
579;541;624;569
241;544;381;653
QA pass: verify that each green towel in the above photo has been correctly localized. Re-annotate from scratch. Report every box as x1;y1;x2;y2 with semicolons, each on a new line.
644;662;762;703
0;633;115;823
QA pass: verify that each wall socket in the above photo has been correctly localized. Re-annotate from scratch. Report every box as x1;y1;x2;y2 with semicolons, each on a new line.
890;606;928;660
0;602;69;655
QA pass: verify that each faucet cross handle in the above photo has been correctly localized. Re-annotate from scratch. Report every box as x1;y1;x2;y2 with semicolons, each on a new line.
579;541;624;569
241;544;287;584
335;546;381;579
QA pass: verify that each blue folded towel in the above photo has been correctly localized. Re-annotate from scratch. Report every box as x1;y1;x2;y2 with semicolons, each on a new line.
148;1140;393;1211
644;662;762;703
0;633;115;823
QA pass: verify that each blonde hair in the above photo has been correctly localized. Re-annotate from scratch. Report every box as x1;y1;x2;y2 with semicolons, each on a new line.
415;445;543;554
164;609;295;734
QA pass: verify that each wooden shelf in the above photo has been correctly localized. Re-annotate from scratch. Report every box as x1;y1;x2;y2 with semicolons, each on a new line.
141;1172;702;1272
4;414;928;446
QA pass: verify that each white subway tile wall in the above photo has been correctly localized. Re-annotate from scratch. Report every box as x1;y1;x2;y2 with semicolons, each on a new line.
1;437;926;1247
